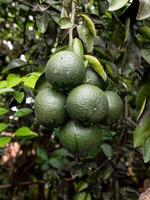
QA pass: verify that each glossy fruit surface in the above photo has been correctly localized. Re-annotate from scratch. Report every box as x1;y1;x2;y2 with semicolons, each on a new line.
66;84;108;124
34;87;67;128
45;51;85;91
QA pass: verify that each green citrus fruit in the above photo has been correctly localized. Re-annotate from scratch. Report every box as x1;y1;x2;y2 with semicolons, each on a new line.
84;67;107;90
34;87;67;128
66;84;108;124
45;51;85;91
105;91;123;122
58;120;102;157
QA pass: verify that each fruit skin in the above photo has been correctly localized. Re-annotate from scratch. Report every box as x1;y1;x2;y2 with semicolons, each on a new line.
34;87;67;128
45;51;85;91
66;84;108;124
84;67;107;90
105;91;123;122
58;120;102;157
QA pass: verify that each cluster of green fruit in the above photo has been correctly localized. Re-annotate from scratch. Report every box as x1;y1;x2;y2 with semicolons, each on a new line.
34;50;123;158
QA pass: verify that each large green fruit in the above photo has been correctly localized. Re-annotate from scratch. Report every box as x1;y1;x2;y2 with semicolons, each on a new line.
105;91;123;122
84;67;107;90
58;120;102;157
45;51;85;91
34;87;67;128
66;84;108;124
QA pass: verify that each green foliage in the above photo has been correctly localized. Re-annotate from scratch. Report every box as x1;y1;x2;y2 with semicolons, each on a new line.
0;107;8;116
101;143;114;160
7;59;27;70
136;0;150;20
81;14;96;37
0;0;150;199
13;91;25;103
133;117;150;147
0;137;11;148
84;55;107;81
77;24;94;53
143;136;150;163
72;38;84;58
14;108;33;118
0;123;10;132
108;0;129;11
58;17;73;29
15;127;38;138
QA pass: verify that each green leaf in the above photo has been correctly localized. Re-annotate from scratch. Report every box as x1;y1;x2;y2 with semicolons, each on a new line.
84;55;107;81
0;123;10;132
138;26;150;40
136;0;150;20
34;73;49;92
101;143;114;159
108;0;129;11
0;137;11;148
75;181;88;192
48;157;72;170
81;14;96;37
0;88;14;94
133;117;150;147
73;192;91;200
58;17;73;29
101;129;114;141
77;24;94;53
135;33;150;46
18;3;30;11
15;127;38;138
72;38;84;58
14;108;33;118
136;84;150;111
13;91;25;103
0;81;7;89
36;13;49;33
124;18;130;43
23;72;41;89
126;42;141;69
37;148;48;161
105;63;113;77
0;0;11;4
140;49;150;64
48;157;64;170
143;136;150;163
112;24;124;47
137;98;147;120
7;73;22;88
0;107;8;116
52;148;74;158
99;166;114;181
7;59;27;70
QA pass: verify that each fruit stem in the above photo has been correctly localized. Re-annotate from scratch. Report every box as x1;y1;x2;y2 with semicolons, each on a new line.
69;0;76;46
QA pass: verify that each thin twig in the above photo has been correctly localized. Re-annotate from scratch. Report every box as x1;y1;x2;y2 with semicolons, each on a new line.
125;96;128;119
0;181;44;189
69;1;76;46
127;117;137;127
117;96;128;147
17;0;37;10
17;0;50;12
89;160;108;176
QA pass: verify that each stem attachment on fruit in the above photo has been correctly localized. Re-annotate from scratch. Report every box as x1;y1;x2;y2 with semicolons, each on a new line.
69;0;76;46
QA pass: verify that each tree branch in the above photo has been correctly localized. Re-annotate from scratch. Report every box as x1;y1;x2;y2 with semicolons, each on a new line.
69;1;76;46
0;181;44;189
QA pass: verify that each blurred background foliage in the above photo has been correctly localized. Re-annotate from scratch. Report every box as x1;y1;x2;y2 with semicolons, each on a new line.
0;0;150;199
